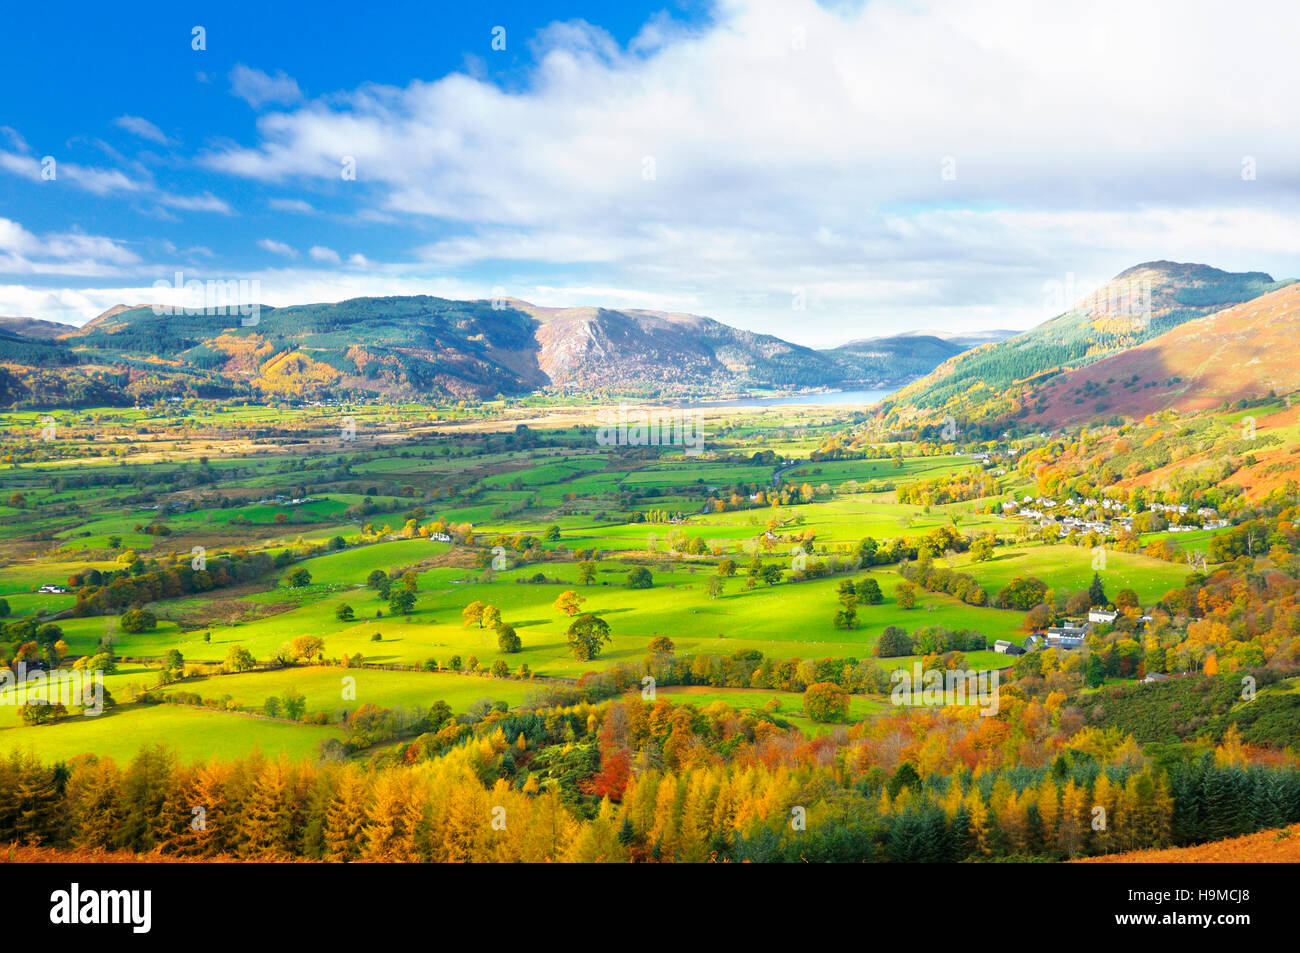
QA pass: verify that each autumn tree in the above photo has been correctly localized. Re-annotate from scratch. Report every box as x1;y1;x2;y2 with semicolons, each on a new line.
804;681;849;723
553;590;586;617
462;601;486;627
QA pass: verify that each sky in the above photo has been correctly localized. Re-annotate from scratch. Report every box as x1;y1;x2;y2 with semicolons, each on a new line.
1;0;1298;348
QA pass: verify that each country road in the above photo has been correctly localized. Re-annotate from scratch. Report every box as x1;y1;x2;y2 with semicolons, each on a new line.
771;459;805;487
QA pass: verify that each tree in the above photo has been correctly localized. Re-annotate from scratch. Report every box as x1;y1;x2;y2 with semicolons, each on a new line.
804;682;849;723
0;598;9;618
895;581;917;609
833;606;858;630
707;576;724;599
1085;653;1105;688
970;537;995;562
285;568;312;588
544;524;562;541
717;559;737;577
567;613;612;661
366;569;387;589
856;577;884;605
491;659;510;677
388;590;416;615
481;605;502;631
286;635;324;661
497;624;522;653
577;561;597;586
1115;588;1141;612
876;625;914;657
648;636;675;654
225;645;256;672
279;688;307;721
462;601;485;627
119;608;157;633
1088;572;1107;607
759;564;783;586
997;576;1048;611
335;603;355;622
554;590;586;617
627;567;654;589
401;570;419;593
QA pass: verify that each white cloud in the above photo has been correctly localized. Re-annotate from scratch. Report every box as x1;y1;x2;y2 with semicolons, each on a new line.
9;1;1300;341
269;197;314;213
158;192;233;214
257;238;298;259
0;216;140;280
190;0;1300;338
229;64;304;109
114;115;172;145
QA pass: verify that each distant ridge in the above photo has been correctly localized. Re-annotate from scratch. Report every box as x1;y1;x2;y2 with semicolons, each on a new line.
0;294;972;408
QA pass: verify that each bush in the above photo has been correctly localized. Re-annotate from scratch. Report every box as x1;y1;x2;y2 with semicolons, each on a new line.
497;624;522;653
119;608;157;634
627;567;654;589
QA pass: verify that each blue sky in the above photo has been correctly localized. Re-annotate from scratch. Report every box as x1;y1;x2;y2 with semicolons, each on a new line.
2;0;1298;345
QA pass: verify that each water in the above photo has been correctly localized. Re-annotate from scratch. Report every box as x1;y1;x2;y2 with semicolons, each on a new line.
685;387;898;409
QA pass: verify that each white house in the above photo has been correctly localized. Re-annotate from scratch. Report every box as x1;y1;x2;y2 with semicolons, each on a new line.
1088;608;1119;624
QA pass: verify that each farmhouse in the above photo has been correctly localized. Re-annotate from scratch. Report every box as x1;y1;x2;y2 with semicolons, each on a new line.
1045;619;1091;649
993;640;1026;656
38;584;68;594
1087;608;1119;624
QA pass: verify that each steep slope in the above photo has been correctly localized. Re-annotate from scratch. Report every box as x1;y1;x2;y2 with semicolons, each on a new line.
516;301;840;391
882;262;1291;426
1024;281;1300;426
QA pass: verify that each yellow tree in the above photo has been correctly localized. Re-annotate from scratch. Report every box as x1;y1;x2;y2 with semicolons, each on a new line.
553;590;586;617
323;766;369;862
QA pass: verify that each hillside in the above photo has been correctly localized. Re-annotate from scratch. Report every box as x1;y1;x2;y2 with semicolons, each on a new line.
0;295;977;408
881;262;1291;429
1024;281;1300;426
822;333;965;383
1077;824;1300;863
0;316;77;339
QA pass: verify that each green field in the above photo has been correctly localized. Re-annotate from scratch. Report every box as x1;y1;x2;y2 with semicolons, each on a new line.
0;399;1240;764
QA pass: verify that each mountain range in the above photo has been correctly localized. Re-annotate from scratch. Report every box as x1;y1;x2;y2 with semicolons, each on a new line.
0;260;1295;422
0;296;1000;409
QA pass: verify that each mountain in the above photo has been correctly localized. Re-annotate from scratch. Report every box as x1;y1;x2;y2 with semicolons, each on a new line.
892;328;1021;349
508;300;842;391
0;295;968;408
821;334;966;383
1022;281;1300;426
0;316;77;339
881;262;1292;428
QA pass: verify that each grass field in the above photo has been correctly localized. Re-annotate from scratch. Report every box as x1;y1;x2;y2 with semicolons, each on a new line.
0;399;1239;764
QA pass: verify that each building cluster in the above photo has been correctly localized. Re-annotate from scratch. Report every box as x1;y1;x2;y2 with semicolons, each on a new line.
1001;495;1226;537
994;607;1126;656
